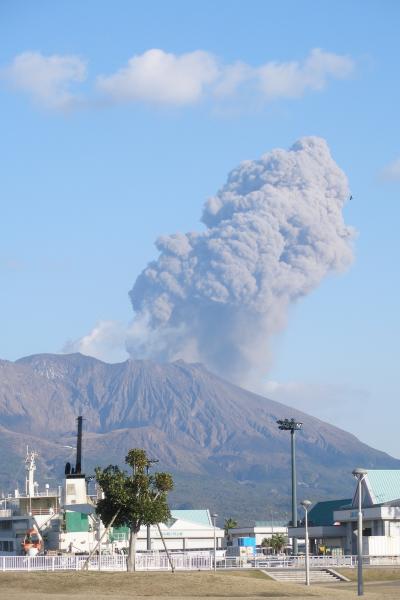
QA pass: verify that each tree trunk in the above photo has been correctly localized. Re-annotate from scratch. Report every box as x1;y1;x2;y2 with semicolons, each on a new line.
127;528;139;572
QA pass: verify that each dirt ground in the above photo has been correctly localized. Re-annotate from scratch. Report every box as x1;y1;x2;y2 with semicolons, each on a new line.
0;570;399;600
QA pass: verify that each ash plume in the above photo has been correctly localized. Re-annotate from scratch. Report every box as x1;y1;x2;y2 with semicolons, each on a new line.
127;137;355;382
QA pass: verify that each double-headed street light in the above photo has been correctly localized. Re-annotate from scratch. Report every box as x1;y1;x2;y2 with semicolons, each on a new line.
300;500;312;586
352;468;367;596
277;418;303;555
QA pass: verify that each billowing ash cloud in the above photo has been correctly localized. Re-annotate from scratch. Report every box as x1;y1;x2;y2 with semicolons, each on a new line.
127;137;355;381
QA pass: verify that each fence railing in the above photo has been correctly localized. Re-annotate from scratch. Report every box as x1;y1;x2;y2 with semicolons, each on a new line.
0;553;400;572
0;553;212;572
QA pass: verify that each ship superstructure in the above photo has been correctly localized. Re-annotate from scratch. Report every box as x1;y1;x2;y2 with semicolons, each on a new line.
0;417;99;555
0;447;60;555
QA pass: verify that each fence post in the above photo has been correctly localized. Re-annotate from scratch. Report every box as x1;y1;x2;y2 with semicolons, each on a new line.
2;556;4;572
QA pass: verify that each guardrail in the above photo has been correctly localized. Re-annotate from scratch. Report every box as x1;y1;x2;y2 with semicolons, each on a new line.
0;553;399;572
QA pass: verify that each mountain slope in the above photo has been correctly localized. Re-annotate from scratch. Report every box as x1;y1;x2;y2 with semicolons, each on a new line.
0;353;398;521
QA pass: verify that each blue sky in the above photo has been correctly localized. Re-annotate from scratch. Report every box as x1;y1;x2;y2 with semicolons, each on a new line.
1;1;399;456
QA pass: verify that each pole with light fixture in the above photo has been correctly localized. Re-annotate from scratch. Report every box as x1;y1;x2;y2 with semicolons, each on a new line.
212;513;218;572
145;458;159;551
352;468;367;596
277;418;303;554
300;500;312;586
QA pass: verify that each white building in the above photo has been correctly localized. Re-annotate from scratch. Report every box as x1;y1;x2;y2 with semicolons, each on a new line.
334;470;400;556
111;510;224;552
289;469;400;556
229;520;288;548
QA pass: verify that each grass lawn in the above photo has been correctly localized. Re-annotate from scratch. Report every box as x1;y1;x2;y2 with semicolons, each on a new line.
0;570;399;600
336;567;400;582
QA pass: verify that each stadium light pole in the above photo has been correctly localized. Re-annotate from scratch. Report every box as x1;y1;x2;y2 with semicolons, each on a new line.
352;468;367;596
212;513;218;573
277;418;303;555
300;500;312;586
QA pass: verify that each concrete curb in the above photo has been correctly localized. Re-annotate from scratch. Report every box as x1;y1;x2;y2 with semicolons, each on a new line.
260;569;279;581
325;567;351;582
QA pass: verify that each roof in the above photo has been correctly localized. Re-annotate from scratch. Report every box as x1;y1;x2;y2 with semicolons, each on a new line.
254;520;288;528
170;509;211;527
308;499;352;526
365;470;400;505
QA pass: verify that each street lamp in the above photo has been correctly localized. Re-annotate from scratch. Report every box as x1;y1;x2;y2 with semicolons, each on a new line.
145;458;159;551
212;513;218;573
277;418;303;554
352;468;367;596
300;500;312;586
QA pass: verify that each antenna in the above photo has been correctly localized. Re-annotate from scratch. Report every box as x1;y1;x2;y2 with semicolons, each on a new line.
25;447;38;497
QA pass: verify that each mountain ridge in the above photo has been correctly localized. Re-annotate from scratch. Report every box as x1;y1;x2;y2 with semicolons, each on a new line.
0;352;397;521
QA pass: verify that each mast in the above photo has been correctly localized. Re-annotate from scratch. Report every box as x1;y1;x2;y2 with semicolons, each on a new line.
25;447;38;497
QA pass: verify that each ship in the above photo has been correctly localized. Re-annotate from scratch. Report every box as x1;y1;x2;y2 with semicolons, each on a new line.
0;417;100;556
0;417;225;556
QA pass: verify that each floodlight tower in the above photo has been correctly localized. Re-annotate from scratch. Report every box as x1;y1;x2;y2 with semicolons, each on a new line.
277;418;303;555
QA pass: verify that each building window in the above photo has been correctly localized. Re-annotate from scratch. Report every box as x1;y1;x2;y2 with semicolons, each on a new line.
0;521;12;530
0;541;14;551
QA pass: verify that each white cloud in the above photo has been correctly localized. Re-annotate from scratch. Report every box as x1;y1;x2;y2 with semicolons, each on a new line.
257;48;354;100
63;320;129;363
380;158;400;182
2;48;354;111
97;49;219;106
98;47;354;107
2;51;87;110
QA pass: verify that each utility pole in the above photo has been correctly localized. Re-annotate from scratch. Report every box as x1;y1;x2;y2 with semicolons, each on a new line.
277;418;303;555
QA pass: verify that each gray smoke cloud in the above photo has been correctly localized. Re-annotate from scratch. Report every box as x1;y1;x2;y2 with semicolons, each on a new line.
127;137;355;382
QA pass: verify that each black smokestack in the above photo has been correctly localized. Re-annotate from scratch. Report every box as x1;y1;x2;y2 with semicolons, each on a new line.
75;416;83;475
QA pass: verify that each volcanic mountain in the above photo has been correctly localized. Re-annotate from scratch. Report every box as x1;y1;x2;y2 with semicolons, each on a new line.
0;353;398;521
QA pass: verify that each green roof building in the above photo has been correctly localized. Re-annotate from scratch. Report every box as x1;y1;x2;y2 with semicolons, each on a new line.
290;470;400;557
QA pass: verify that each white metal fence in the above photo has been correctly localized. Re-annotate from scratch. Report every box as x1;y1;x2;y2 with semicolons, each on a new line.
0;553;212;572
1;553;400;572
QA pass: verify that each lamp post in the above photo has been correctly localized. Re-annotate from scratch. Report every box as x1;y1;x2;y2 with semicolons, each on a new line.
300;500;312;586
352;468;367;596
277;418;303;554
97;515;102;571
146;458;159;551
212;513;218;573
